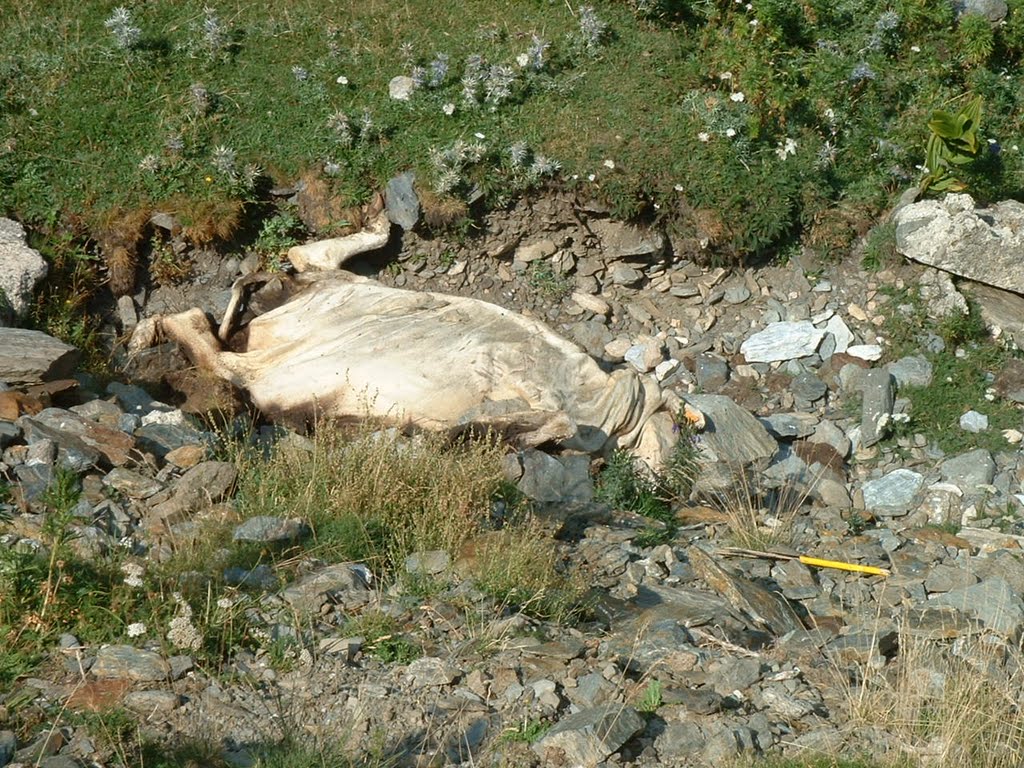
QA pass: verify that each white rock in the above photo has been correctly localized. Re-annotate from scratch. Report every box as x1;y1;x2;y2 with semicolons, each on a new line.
654;359;680;381
388;75;416;101
847;344;883;361
740;321;825;363
571;292;610;316
823;315;855;354
0;218;48;317
960;410;989;433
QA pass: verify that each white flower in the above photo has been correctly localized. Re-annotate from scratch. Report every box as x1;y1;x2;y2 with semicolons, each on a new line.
674;184;684;191
719;71;733;80
587;173;596;181
121;562;145;588
336;75;349;85
725;128;737;137
1013;145;1020;152
698;132;711;142
730;92;745;103
126;622;146;638
775;137;798;159
442;102;456;116
474;132;485;139
516;53;529;68
749;19;759;26
216;596;234;610
603;159;615;169
910;45;920;52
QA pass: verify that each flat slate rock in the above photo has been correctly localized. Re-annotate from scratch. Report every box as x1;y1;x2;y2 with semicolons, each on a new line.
0;328;80;385
862;468;923;513
533;703;644;766
92;645;169;681
684;394;778;491
740;321;825;363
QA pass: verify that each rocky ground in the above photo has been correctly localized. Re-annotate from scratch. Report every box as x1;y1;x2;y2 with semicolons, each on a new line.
3;190;1024;768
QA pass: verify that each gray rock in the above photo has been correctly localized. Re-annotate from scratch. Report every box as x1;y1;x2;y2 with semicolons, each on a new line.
92;645;169;681
388;75;416;100
887;356;933;389
223;564;280;591
106;382;174;416
533;704;644;766
567;672;616;709
0;329;80;385
655;722;705;761
956;0;1008;22
809;419;851;458
117;294;138;331
103;467;164;499
406;657;457;687
0;218;47;318
862;469;924;513
940;448;996;493
610;264;644;286
516;239;557;263
895;194;1024;295
134;422;205;460
929;578;1024;637
919;268;970;320
684;394;778;491
761;413;818;440
959;410;988;433
281;562;370;612
591;219;665;259
233;516;308;544
741;321;825;363
724;285;751;304
695;354;729;391
848;344;883;361
405;550;451;576
385;171;419;231
963;281;1024;349
21;418;101;471
924;564;979;593
624;336;663;373
516;449;593;502
146;461;238;524
860;369;895;448
790;371;827;402
15;463;54;503
24;407;134;467
123;690;181;715
0;730;15;768
0;421;19;450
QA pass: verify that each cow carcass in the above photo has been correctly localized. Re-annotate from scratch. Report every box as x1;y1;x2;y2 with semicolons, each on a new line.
157;271;682;468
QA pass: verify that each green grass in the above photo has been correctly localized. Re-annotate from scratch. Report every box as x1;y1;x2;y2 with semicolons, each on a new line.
6;0;1024;277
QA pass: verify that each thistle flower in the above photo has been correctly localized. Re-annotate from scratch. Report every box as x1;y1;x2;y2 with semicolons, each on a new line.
398;41;415;66
189;83;211;115
577;6;608;52
359;109;376;140
484;64;515;106
239;162;262;189
105;7;141;50
211;145;236;175
428;53;450;87
530;155;561;178
201;6;227;59
525;35;549;71
411;66;428;88
509;141;529;167
816;140;837;169
849;62;876;83
165;133;185;153
323;159;342;176
292;65;310;82
138;155;160;173
327;110;352;146
435;167;461;195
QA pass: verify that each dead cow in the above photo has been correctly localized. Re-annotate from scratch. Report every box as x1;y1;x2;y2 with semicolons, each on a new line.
158;271;681;468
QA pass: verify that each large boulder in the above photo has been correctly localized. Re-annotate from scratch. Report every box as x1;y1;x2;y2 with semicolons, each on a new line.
0;218;48;319
894;194;1024;294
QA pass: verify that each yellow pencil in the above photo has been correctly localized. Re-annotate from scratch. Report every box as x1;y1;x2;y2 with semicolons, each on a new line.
798;555;890;577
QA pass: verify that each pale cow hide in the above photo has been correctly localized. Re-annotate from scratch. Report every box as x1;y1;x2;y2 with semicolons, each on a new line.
159;271;681;468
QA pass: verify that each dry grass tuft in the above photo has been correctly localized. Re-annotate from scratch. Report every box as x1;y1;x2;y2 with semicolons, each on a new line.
175;197;245;245
96;207;151;296
419;187;469;231
295;171;361;235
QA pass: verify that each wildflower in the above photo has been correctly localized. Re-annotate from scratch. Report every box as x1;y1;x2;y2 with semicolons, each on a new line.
697;132;711;142
211;145;236;175
121;562;145;588
674;184;684;191
336;75;349;85
484;64;516;106
216;596;234;610
201;6;227;58
875;10;899;31
577;6;608;52
126;622;146;638
292;66;310;82
530;155;561;178
465;140;487;163
323;159;342;176
327;111;352;146
189;83;211;115
749;19;759;27
167;593;203;651
509;141;529;166
411;66;428;88
516;53;530;68
816;140;837;169
474;132;486;140
462;54;486;106
239;163;262;189
603;159;615;169
725;128;737;137
105;7;141;50
398;41;415;65
435;167;461;195
360;109;376;140
775;137;798;160
525;35;549;71
730;92;745;103
165;133;184;153
428;53;450;87
719;72;733;81
910;45;921;53
442;102;456;116
138;155;160;173
849;62;876;83
587;173;596;181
